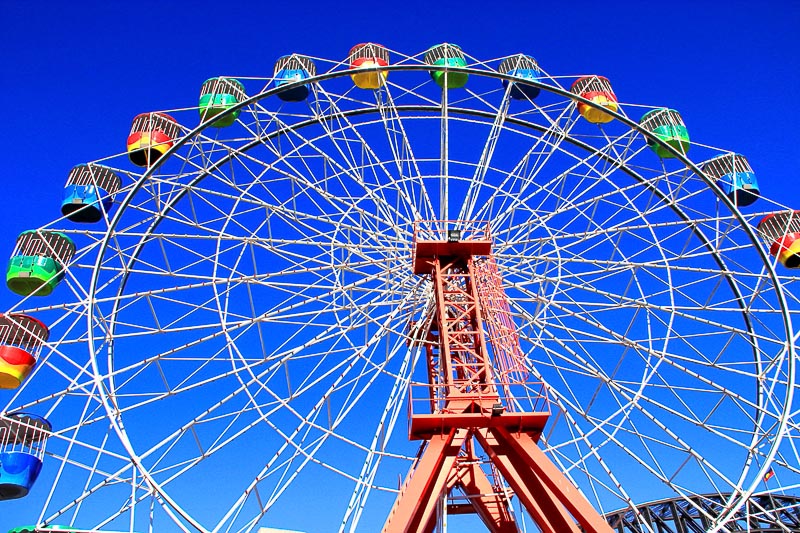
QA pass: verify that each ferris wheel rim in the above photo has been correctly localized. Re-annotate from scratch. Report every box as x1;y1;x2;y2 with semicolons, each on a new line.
86;81;796;529
4;49;796;532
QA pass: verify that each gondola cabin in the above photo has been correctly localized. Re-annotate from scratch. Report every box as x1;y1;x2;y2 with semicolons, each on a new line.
639;108;690;158
274;54;316;102
60;164;121;223
570;76;618;124
199;77;247;127
702;153;759;207
424;43;468;89
0;314;48;389
757;211;800;268
349;43;389;90
0;413;51;500
127;112;181;167
498;54;541;100
6;231;76;297
9;526;75;533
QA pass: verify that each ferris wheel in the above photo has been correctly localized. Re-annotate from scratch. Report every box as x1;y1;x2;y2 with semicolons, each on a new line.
1;44;799;533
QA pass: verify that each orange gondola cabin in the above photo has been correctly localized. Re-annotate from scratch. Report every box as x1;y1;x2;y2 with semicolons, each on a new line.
571;75;618;124
0;314;48;389
757;211;800;268
127;112;181;167
348;43;389;90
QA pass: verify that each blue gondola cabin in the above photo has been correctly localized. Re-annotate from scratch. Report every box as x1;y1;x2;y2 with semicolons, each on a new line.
6;231;76;297
0;314;48;390
499;54;541;100
757;211;800;268
61;164;121;223
702;153;759;207
0;413;51;500
274;54;316;102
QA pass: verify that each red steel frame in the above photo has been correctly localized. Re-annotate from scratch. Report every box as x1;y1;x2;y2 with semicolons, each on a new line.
382;222;614;533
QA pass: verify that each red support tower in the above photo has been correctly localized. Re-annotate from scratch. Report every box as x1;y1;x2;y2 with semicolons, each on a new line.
382;221;614;533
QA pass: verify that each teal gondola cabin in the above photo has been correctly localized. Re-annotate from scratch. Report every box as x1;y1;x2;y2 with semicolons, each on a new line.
424;43;468;89
639;108;690;158
6;231;76;297
199;77;247;127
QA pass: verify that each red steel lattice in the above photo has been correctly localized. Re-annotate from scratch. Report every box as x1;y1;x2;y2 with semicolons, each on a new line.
382;221;614;533
473;255;529;386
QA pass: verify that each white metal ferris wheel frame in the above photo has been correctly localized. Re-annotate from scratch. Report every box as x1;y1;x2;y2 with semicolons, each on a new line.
2;51;798;533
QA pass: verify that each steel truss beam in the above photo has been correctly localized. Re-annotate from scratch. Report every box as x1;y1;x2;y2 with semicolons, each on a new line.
383;225;614;533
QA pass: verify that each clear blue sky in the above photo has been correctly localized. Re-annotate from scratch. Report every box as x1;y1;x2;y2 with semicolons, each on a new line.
1;1;798;532
2;1;797;296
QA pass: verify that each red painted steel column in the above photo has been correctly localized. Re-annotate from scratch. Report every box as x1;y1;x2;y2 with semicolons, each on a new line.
386;223;613;533
382;429;468;532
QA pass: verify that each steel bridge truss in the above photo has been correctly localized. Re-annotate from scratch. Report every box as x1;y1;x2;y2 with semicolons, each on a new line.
605;493;800;533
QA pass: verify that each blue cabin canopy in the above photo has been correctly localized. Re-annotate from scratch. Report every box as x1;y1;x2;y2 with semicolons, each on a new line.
274;54;317;102
0;412;52;500
702;153;759;207
499;54;541;100
61;164;121;223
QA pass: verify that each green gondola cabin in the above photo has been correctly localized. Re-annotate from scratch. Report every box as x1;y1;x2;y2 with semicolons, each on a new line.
499;54;541;100
0;413;51;500
6;231;75;297
61;164;121;223
424;43;468;89
199;77;247;127
570;76;618;124
702;153;760;207
0;314;48;390
639;108;690;158
274;54;316;102
757;211;800;268
9;526;77;533
127;112;181;167
348;43;389;90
